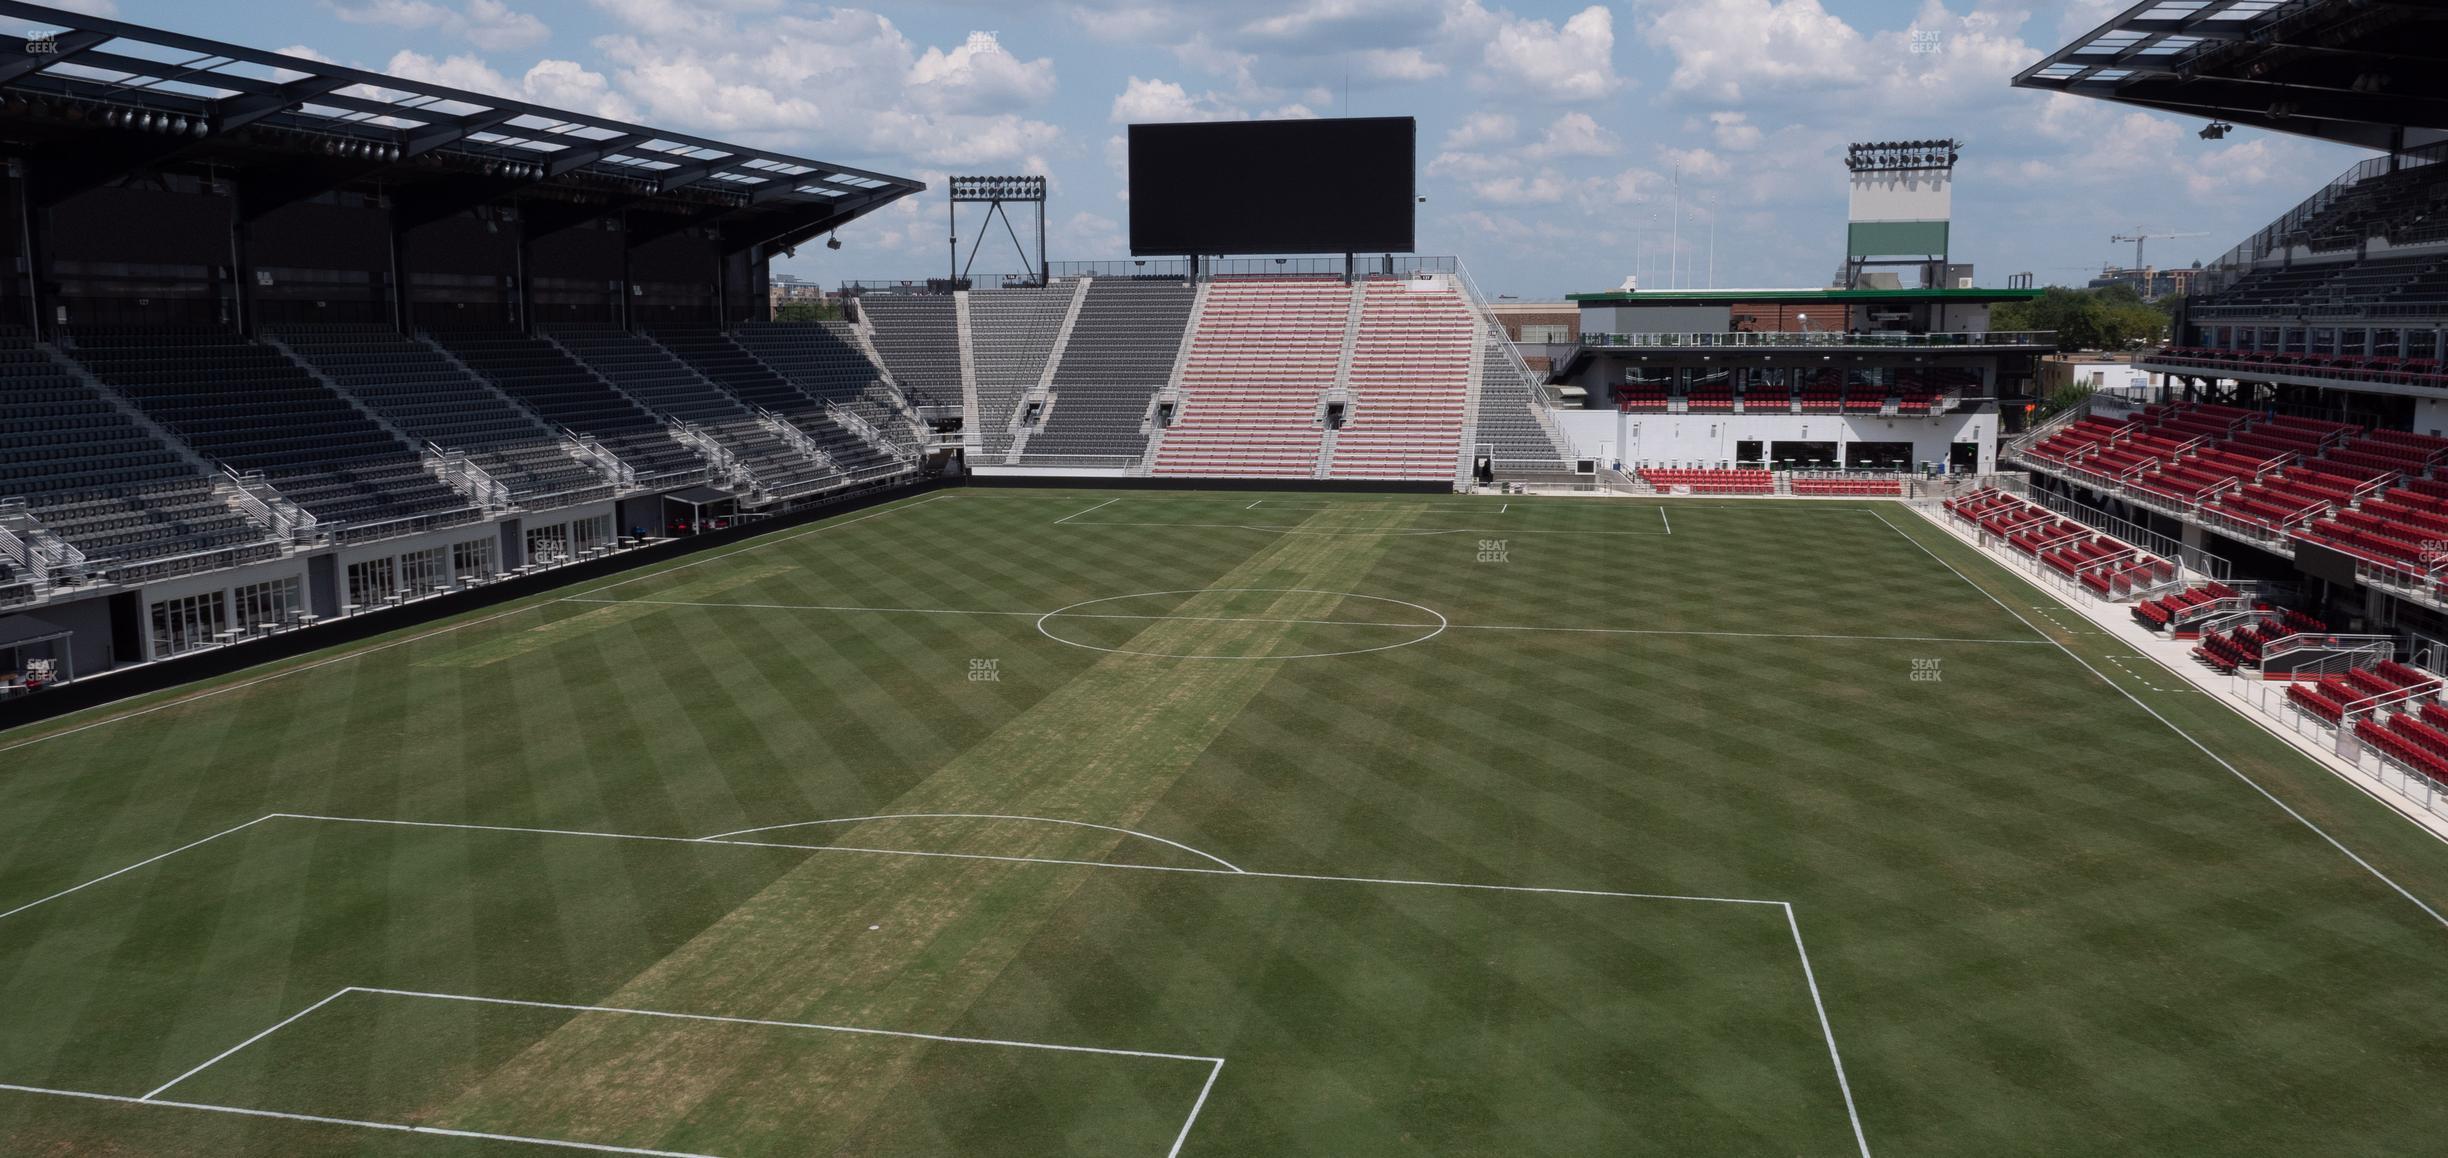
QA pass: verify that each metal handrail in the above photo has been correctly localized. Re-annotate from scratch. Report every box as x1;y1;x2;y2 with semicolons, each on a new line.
1575;330;2055;349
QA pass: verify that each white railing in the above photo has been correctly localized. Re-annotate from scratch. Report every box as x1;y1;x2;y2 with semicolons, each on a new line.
827;400;914;463
1577;330;2056;350
756;407;837;471
669;420;756;493
561;429;638;490
1451;259;1576;465
2001;398;2099;461
217;466;320;542
422;443;513;511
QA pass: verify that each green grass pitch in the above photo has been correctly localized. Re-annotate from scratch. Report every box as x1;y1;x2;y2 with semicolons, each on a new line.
5;488;2448;1156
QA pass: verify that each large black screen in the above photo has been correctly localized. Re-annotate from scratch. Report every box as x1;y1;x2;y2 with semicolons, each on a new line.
1128;117;1416;255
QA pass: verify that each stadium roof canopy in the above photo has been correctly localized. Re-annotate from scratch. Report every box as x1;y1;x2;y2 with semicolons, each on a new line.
0;0;921;253
2013;0;2448;151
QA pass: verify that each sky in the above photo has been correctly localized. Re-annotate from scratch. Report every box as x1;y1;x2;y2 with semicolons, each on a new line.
26;0;2381;299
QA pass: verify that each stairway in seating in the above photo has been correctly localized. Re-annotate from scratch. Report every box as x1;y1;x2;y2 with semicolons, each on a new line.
1150;277;1352;479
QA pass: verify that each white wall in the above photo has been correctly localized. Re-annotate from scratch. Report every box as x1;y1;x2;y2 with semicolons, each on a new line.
1550;409;1997;473
2413;398;2448;440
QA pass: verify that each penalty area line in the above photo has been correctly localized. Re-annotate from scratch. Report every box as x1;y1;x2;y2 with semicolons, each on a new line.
0;1082;715;1158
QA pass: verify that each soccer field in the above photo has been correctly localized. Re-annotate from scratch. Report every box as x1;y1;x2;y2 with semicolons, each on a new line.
5;488;2448;1156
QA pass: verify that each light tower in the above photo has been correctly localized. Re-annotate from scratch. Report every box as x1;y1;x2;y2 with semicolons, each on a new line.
1841;139;1960;289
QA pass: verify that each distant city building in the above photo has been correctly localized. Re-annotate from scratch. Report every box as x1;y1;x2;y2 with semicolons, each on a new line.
2087;264;2204;301
768;274;832;314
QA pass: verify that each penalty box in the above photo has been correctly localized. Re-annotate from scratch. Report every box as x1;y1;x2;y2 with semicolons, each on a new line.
0;813;1867;1156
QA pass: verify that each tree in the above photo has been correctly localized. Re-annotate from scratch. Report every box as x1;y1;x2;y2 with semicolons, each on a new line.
1991;285;2170;352
774;299;842;323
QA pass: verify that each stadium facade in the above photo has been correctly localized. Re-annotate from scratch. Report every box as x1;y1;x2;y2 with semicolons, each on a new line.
1992;0;2448;806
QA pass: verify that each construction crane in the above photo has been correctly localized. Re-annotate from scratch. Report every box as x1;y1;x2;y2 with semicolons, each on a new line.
2109;229;2208;270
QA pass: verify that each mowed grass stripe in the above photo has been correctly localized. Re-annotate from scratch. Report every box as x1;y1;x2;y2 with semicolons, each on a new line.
426;505;1419;1152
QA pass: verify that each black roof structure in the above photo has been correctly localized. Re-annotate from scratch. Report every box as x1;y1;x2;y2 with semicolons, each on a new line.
2013;0;2448;151
0;0;922;254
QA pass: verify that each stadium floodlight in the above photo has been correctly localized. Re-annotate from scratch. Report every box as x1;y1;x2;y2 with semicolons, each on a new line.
826;232;842;250
2199;121;2232;140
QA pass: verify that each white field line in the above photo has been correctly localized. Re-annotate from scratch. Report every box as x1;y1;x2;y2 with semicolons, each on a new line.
561;596;2047;647
1;814;1847;1153
573;491;959;597
0;602;547;758
1450;624;2048;646
145;988;357;1100
570;597;1431;633
698;813;1247;873
1921;508;2448;853
1873;508;2448;933
355;987;1225;1065
0;814;276;923
1059;519;1668;538
1052;496;1123;525
1786;904;1873;1158
1169;1060;1226;1158
1660;506;1671;535
0;493;961;758
0;1083;715;1157
0;812;1794;931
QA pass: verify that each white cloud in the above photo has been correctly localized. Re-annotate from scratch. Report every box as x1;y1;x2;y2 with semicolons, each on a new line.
1353;46;1446;81
1472;174;1566;205
1473;4;1620;101
1443;112;1516;150
1057;210;1128;257
1661;146;1730;181
568;8;1064;168
1709;111;1762;151
1106;75;1295;123
1641;0;1865;103
1523;111;1618;159
1426;149;1507;180
1582;166;1660;207
330;0;549;51
907;35;1058;114
1111;77;1203;123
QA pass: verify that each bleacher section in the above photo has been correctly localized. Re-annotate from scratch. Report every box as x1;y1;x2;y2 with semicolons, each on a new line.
2134;582;2239;631
1;333;274;573
725;321;910;476
966;285;1077;458
2356;695;2448;783
654;328;901;482
1945;487;2174;597
2294;661;2438;727
856;295;961;409
429;331;707;486
62;327;474;533
548;326;838;499
274;324;607;508
1032;279;1197;466
1792;476;1904;497
2019;401;2448;584
1153;279;1343;478
1328;278;1475;481
1640;468;1772;495
2192;608;2326;674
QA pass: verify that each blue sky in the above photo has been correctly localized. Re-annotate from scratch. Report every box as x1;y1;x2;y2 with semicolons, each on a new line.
32;0;2377;298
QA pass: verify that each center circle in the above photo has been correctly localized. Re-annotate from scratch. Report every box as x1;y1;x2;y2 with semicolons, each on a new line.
1034;588;1449;660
